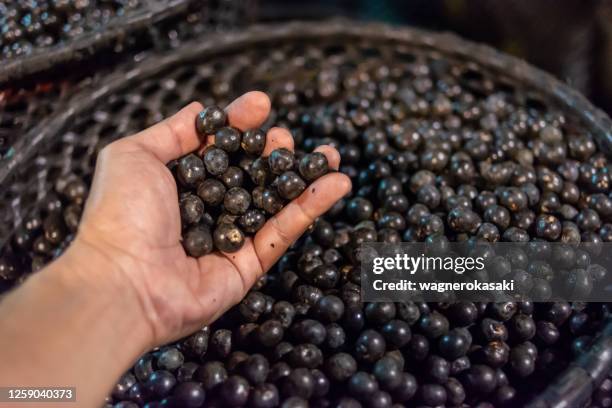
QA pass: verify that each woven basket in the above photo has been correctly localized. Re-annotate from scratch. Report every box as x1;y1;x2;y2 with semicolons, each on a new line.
1;21;611;406
0;0;255;164
0;0;193;83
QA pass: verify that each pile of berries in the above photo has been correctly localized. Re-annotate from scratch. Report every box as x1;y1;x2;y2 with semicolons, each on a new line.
0;175;87;283
0;0;141;59
0;31;611;408
174;106;330;255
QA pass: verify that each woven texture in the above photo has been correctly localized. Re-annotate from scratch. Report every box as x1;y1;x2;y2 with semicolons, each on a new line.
0;0;191;82
1;21;611;405
1;0;149;60
0;0;256;82
0;0;254;168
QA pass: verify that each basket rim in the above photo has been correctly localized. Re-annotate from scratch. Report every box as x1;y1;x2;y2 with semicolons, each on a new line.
3;19;611;185
0;0;192;83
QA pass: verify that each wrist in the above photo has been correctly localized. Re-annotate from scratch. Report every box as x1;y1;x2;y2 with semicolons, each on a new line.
0;237;153;405
47;237;155;352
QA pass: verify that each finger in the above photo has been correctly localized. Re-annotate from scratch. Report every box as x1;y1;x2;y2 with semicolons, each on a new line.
226;91;271;131
127;92;271;163
218;239;264;306
313;145;341;170
194;250;262;322
202;145;345;305
211;125;292;155
198;145;343;311
127;101;203;163
262;127;294;156
204;92;271;147
254;172;352;271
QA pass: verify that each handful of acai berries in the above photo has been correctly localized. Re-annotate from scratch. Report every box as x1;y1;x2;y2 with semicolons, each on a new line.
171;106;330;255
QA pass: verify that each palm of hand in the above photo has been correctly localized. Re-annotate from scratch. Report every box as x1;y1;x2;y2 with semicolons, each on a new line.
75;93;351;346
80;146;215;343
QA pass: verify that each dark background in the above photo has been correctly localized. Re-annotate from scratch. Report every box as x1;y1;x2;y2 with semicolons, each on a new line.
257;0;612;116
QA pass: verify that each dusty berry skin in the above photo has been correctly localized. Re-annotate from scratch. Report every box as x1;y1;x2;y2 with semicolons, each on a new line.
197;179;226;206
219;166;244;188
203;147;229;176
238;209;266;234
220;375;250;406
261;189;283;215
179;194;205;225
182;225;213;257
172;381;205;407
213;223;245;252
146;370;177;398
249;157;271;186
268;148;295;175
277;171;306;200
196;106;227;137
251;186;265;209
177;154;206;187
223;187;251;215
215;127;242;152
242;128;267;156
299;152;329;181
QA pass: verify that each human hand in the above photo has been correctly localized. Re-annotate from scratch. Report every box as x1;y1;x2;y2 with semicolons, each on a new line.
67;91;351;349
